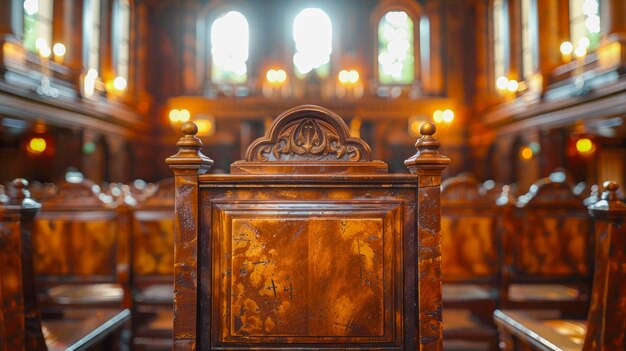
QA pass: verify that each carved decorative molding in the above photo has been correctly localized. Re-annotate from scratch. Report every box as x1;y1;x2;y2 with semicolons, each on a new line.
245;105;373;162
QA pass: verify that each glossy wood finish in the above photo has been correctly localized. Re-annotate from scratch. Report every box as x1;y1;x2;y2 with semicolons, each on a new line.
129;178;175;350
167;105;450;350
500;171;592;314
0;178;131;351
34;178;129;308
494;181;626;351
440;173;502;350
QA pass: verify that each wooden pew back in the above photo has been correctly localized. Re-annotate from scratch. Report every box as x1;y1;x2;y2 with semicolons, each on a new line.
166;105;450;350
441;173;502;283
33;177;128;306
0;179;47;351
504;172;592;293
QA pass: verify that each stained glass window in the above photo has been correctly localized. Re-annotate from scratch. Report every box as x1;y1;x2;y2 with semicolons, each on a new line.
570;0;601;53
23;0;53;54
113;0;130;83
378;11;414;84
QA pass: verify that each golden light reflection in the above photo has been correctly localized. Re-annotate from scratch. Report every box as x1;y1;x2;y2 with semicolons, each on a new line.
28;137;47;154
520;146;533;160
576;138;594;154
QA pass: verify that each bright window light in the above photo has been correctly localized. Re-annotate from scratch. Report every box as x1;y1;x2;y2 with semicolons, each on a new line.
211;11;249;84
293;8;332;77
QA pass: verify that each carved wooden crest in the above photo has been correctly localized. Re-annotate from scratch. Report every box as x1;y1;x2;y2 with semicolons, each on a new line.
245;105;373;162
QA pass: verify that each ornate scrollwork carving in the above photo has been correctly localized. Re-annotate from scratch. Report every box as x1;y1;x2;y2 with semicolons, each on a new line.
245;105;372;162
256;118;361;161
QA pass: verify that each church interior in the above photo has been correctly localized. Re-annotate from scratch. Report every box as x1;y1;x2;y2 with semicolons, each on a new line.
1;0;625;350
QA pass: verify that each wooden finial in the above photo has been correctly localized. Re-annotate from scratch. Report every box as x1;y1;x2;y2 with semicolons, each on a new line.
603;181;619;201
404;122;450;175
166;122;213;175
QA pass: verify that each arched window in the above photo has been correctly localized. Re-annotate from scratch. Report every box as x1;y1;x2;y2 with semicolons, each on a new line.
378;11;414;84
112;0;130;88
520;0;538;79
211;11;249;84
292;8;332;78
493;0;507;86
569;0;600;53
23;0;54;54
83;0;101;72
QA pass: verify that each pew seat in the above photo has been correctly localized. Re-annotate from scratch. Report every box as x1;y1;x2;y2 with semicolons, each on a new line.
42;308;131;351
507;284;582;303
494;310;585;350
46;283;124;305
134;283;173;304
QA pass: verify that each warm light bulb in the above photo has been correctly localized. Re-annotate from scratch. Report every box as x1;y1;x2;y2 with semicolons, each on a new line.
275;69;287;83
574;45;587;58
168;109;180;122
28;137;47;154
507;79;519;92
52;43;66;57
87;68;98;79
113;76;127;91
442;109;454;123
496;76;508;90
560;41;573;55
433;110;443;124
520;146;533;160
266;69;277;83
576;138;594;154
338;70;350;83
348;70;359;83
179;109;191;123
35;38;47;50
39;46;51;58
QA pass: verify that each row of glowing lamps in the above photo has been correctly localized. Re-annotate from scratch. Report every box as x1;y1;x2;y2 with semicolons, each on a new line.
519;137;595;161
495;37;594;94
265;68;360;85
33;38;128;94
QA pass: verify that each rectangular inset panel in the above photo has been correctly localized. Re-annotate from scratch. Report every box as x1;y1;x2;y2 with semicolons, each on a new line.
210;201;403;347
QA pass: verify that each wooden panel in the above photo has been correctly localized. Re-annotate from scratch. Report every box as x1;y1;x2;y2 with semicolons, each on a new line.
441;215;499;279
33;213;119;278
211;201;402;345
512;213;589;276
132;211;175;276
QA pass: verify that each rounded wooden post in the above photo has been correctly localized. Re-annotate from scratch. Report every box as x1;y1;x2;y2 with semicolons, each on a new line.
584;181;626;350
165;122;213;351
404;122;450;350
0;179;46;351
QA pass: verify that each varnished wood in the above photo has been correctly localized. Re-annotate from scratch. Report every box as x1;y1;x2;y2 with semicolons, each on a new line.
0;178;131;351
494;181;626;351
499;171;592;314
33;177;129;308
440;173;502;350
167;105;450;350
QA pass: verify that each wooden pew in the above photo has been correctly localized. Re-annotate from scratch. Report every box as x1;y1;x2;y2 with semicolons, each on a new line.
129;178;175;350
32;176;130;309
166;105;450;350
0;179;130;351
441;173;503;350
499;171;592;316
494;181;626;351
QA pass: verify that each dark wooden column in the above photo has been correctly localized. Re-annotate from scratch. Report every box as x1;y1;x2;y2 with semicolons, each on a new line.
584;181;626;350
404;122;450;351
0;0;22;39
55;0;84;81
536;0;569;75
0;179;46;351
166;122;213;351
